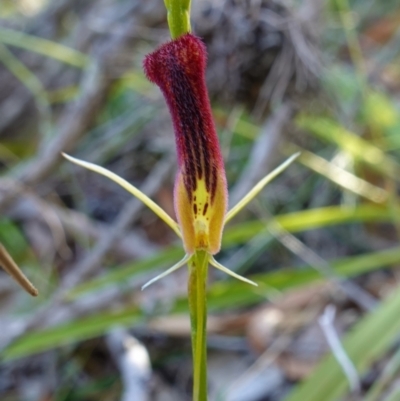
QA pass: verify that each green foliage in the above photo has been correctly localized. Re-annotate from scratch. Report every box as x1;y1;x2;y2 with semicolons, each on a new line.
0;27;88;67
3;307;142;360
297;115;400;180
284;287;400;401
5;239;400;360
0;219;29;260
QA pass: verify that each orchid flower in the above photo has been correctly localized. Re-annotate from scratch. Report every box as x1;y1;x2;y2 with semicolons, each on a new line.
63;34;298;291
63;2;298;400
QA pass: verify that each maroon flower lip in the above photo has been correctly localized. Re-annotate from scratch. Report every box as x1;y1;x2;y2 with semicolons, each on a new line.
143;33;228;254
143;33;225;203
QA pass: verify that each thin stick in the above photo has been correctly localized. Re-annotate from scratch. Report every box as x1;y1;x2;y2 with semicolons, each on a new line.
319;305;360;393
0;243;38;296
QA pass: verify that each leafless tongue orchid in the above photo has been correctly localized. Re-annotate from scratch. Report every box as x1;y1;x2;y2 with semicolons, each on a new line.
64;34;297;289
63;11;298;401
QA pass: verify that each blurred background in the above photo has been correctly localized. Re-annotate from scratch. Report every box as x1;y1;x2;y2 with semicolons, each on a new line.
1;0;400;400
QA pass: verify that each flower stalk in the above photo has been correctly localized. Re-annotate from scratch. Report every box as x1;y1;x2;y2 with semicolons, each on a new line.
164;0;192;39
188;250;208;401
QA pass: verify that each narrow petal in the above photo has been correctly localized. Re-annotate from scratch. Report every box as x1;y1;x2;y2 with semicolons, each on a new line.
141;253;192;290
62;153;181;238
209;255;258;287
225;153;300;224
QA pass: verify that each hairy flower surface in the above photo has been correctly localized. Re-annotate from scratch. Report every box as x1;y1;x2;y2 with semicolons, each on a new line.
144;34;227;255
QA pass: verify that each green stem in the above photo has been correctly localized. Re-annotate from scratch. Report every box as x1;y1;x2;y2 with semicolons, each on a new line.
164;0;191;39
188;250;208;401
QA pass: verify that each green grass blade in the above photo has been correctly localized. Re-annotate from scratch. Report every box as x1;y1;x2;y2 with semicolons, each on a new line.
0;43;51;137
297;114;400;180
0;27;88;68
284;284;400;401
68;247;183;298
69;205;392;299
205;246;400;311
2;307;141;361
223;205;391;245
5;246;399;361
